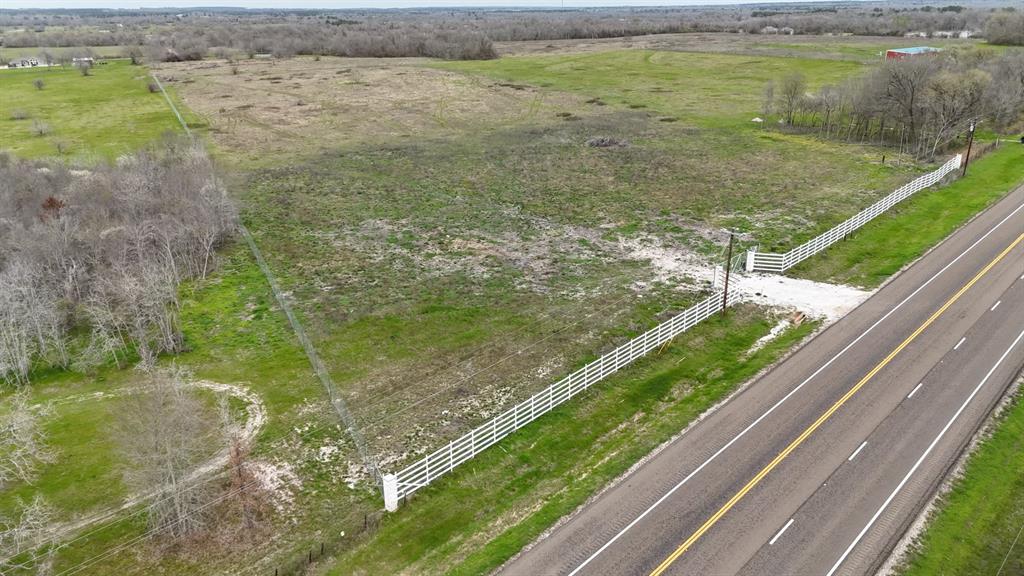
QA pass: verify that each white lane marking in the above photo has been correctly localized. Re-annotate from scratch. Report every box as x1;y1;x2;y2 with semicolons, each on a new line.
826;325;1024;576
769;518;795;546
848;441;868;462
907;382;924;399
954;337;967;350
565;202;1024;576
991;300;1002;312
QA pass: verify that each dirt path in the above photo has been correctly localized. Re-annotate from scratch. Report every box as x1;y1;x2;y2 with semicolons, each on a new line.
36;380;266;549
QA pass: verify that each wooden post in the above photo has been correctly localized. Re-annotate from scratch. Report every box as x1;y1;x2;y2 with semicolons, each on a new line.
962;121;976;178
722;233;734;316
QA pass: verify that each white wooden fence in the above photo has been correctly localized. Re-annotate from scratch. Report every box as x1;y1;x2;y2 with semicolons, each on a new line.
746;155;962;273
382;288;737;510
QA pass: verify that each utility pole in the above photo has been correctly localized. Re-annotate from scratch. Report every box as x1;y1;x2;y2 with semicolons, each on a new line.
722;232;735;316
962;120;976;178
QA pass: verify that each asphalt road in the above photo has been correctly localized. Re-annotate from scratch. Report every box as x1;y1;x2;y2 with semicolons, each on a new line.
500;184;1024;576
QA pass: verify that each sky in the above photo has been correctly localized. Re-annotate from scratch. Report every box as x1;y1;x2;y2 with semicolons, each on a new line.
2;1;860;11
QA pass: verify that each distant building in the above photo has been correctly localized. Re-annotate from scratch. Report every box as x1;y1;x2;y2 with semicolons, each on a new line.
886;46;942;60
780;27;795;35
8;57;39;68
904;31;929;38
760;26;779;35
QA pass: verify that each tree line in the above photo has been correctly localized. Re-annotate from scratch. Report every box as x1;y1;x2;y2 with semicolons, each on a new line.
2;4;1022;63
761;49;1024;159
0;137;237;387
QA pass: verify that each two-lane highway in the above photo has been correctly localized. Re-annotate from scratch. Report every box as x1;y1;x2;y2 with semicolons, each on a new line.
501;184;1024;576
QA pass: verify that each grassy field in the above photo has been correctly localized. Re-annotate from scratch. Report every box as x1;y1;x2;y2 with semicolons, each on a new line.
497;32;994;62
321;307;816;575
0;45;127;61
6;34;1012;576
2;244;340;574
169;48;918;468
442;49;863;126
792;143;1024;288
0;59;190;159
900;383;1024;576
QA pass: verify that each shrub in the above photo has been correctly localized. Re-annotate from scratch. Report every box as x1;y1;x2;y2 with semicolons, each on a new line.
32;120;50;136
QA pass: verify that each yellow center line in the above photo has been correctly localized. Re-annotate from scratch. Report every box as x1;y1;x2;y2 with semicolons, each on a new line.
649;231;1024;576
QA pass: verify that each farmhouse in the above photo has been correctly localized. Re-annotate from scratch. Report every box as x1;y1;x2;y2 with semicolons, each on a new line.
885;46;942;60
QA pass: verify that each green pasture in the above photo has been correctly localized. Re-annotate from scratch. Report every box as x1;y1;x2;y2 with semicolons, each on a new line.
0;59;182;159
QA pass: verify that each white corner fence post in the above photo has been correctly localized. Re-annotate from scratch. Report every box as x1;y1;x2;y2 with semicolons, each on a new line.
383;473;399;512
713;265;723;289
745;250;756;273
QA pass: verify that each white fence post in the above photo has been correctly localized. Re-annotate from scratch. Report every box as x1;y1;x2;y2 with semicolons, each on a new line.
382;288;733;509
383;473;399;512
746;155;958;274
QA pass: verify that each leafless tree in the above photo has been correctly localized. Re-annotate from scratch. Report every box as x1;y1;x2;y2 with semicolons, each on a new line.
116;365;214;538
985;51;1024;130
761;79;774;127
0;390;54;487
779;72;806;125
985;11;1024;46
0;139;236;385
217;395;269;539
0;495;56;575
924;68;990;158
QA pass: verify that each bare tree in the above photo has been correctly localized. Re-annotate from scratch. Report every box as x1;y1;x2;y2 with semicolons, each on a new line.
0;495;56;575
985;11;1024;46
779;72;806;125
924;68;990;157
761;79;774;127
221;412;268;537
116;365;214;538
879;57;941;153
0;139;236;385
0;390;54;487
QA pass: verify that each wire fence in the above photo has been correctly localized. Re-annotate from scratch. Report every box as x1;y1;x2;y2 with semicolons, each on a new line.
746;154;962;273
268;510;384;576
382;287;738;510
151;73;378;480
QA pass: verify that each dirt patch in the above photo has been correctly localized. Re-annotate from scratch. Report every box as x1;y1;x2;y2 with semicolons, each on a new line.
37;380;268;546
158;57;599;163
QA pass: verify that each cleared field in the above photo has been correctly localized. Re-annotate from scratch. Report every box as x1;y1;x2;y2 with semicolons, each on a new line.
8;35;992;576
497;32;990;61
159;49;918;475
0;59;194;159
